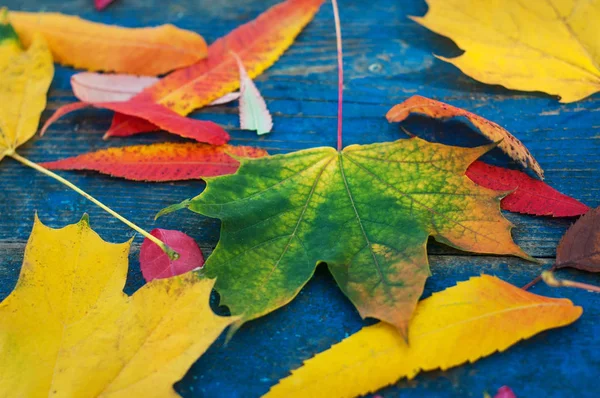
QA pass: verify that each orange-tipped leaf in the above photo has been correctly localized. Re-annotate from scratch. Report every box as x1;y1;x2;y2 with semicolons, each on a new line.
41;142;268;181
9;11;207;75
97;0;325;136
387;96;544;179
133;0;325;114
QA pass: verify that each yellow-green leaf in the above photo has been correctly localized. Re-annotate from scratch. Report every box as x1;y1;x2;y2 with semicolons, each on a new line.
265;275;582;398
412;0;600;103
163;138;531;338
0;215;233;397
0;12;53;161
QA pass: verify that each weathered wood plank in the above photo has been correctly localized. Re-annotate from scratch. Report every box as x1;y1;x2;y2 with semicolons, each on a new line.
1;0;599;396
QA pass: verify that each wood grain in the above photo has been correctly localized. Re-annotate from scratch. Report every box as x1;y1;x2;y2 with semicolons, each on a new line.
1;0;599;397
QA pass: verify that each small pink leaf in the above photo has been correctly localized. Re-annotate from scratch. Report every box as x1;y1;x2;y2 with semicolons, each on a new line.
140;229;204;282
71;72;159;103
494;386;517;398
94;0;116;11
233;52;273;135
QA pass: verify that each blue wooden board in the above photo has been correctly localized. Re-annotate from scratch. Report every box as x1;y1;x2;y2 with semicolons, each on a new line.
1;0;599;396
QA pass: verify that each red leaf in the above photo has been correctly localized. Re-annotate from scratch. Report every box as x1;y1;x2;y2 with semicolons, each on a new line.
467;161;589;217
40;142;268;181
42;101;230;145
105;112;160;138
140;229;204;282
103;94;240;139
109;0;325;135
94;0;117;11
107;114;158;137
103;101;230;144
103;92;240;138
494;386;517;398
40;102;91;135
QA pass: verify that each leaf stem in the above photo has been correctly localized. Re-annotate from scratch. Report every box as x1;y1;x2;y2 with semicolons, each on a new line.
522;264;557;290
332;0;344;151
8;151;179;260
542;271;600;293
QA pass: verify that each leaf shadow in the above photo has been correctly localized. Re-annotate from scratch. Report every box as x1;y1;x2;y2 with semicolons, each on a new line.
399;114;532;173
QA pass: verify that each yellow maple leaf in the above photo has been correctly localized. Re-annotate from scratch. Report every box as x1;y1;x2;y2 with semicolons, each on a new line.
0;10;53;162
0;215;233;397
412;0;600;103
265;275;582;398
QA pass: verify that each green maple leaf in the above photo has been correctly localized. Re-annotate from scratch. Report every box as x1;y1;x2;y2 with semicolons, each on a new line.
161;138;531;337
159;1;531;337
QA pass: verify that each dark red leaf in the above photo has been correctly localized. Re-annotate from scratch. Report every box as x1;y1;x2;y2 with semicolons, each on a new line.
467;161;589;217
105;112;159;138
556;207;600;271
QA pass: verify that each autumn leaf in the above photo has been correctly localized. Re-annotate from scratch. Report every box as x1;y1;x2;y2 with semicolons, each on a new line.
95;0;116;11
264;275;581;398
105;0;325;136
386;97;586;216
67;72;240;140
9;11;207;75
71;72;159;103
60;70;241;140
234;53;273;135
523;206;600;291
41;100;230;145
157;0;531;337
411;0;600;103
387;96;543;178
555;206;600;272
0;216;233;397
141;228;204;282
71;72;240;105
39;139;586;218
41;142;268;181
494;386;517;398
0;12;53;162
467;161;589;217
106;112;160;138
160;138;531;337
